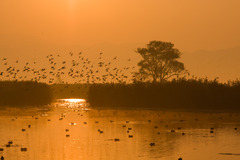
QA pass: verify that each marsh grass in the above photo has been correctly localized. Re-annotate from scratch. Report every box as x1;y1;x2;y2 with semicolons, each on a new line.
50;83;89;99
0;81;53;106
88;78;240;110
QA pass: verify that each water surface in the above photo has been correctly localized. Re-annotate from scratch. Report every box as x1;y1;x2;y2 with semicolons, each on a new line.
0;103;240;160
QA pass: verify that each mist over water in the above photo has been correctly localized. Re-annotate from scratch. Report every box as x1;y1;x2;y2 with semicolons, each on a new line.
1;102;240;160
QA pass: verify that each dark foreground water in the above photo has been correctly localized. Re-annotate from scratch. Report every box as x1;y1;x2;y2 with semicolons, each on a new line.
1;102;240;160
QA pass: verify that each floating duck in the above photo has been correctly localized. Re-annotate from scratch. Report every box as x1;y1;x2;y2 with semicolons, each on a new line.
150;143;155;146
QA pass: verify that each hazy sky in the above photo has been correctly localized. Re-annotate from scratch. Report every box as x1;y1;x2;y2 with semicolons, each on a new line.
1;0;240;81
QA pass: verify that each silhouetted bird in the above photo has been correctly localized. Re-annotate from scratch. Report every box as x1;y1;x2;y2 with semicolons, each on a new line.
150;143;155;146
21;148;27;152
128;135;133;138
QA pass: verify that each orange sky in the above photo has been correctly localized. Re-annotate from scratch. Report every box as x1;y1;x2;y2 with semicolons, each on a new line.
0;0;240;81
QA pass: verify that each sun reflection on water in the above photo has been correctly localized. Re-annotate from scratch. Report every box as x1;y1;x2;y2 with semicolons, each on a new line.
54;98;89;110
62;99;86;103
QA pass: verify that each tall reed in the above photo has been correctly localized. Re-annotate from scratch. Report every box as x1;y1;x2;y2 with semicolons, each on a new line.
0;81;53;106
88;78;240;110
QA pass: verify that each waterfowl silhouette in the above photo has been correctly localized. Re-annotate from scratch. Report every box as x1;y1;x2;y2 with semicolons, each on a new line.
128;135;133;138
21;148;27;151
114;138;120;142
150;143;155;146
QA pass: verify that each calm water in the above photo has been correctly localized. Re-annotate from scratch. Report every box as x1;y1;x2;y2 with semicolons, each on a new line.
1;102;240;160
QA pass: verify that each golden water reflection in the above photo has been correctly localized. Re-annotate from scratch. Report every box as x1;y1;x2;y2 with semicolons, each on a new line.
0;105;240;160
54;98;89;110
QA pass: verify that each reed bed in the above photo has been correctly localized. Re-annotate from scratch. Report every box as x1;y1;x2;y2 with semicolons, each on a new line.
88;78;240;110
50;83;89;99
0;81;53;106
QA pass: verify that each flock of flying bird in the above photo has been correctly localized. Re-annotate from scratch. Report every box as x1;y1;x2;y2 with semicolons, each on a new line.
0;52;135;84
